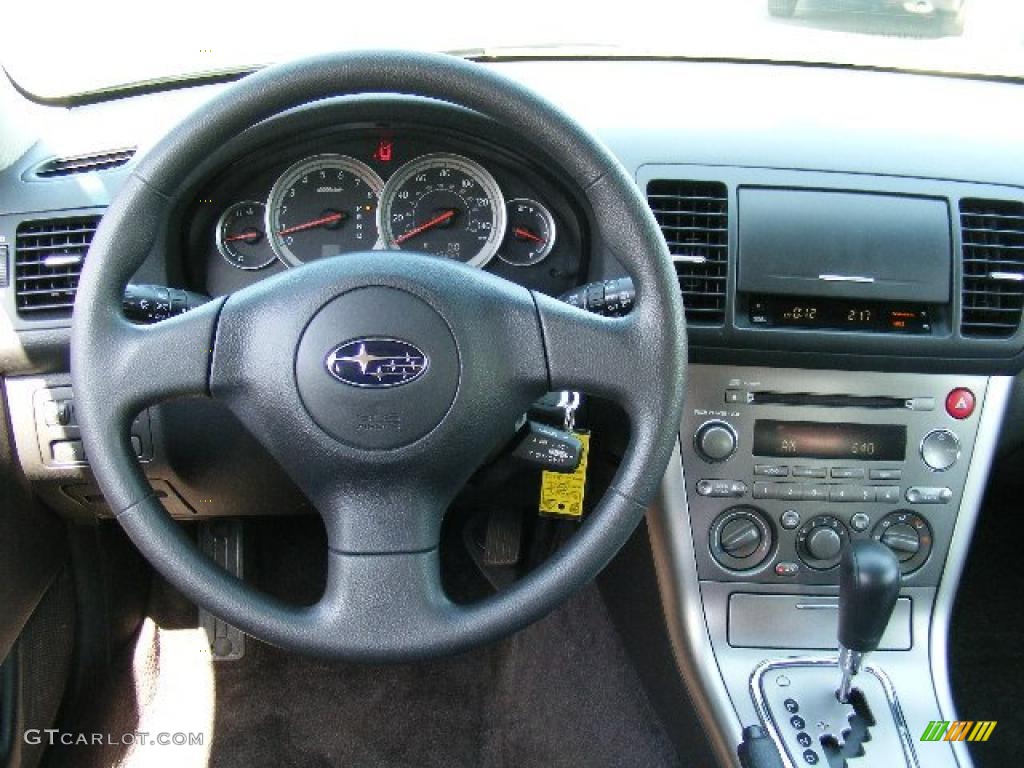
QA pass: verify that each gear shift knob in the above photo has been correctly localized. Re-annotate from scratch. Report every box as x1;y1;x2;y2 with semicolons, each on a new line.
837;540;901;701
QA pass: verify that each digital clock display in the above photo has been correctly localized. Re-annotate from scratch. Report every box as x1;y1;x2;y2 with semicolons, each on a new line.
753;420;907;462
749;295;931;334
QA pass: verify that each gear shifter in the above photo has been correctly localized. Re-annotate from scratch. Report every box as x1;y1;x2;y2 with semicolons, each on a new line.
836;540;902;703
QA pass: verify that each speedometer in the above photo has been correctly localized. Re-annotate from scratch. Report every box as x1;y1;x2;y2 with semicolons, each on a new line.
378;153;506;268
267;154;384;267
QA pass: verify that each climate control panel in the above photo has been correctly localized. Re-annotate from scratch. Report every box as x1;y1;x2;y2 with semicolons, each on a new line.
682;365;986;586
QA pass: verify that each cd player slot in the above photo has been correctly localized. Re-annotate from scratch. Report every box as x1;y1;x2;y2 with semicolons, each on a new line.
749;392;932;410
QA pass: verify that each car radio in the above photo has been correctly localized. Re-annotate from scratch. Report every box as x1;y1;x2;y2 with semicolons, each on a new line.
680;365;987;587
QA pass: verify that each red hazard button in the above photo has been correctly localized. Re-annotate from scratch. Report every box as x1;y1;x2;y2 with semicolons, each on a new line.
946;388;976;420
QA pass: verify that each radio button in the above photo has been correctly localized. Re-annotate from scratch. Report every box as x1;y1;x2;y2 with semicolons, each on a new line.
869;468;902;481
906;397;936;412
792;467;827;478
829;485;855;503
755;464;789;477
696;479;748;498
875;486;902;504
854;486;877;503
725;389;746;404
753;482;771;500
769;483;805;501
921;429;960;471
831;467;865;479
804;485;829;501
906;486;953;505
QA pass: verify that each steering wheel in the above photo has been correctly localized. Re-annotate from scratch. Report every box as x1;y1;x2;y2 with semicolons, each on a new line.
71;51;686;661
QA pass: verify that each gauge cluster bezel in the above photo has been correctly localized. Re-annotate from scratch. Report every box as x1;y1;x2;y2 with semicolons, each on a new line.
180;100;591;300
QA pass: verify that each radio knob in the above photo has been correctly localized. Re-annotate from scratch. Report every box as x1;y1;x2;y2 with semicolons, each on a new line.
921;429;960;472
805;526;843;562
695;421;738;463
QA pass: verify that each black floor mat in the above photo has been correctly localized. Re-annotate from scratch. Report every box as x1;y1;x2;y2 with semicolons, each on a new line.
209;584;679;768
949;463;1024;768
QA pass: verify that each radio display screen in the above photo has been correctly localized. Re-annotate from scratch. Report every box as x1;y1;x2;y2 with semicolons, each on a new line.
753;420;906;462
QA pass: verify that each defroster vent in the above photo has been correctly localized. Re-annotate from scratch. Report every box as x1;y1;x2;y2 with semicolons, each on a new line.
34;148;136;178
647;179;728;325
15;215;101;317
959;199;1024;338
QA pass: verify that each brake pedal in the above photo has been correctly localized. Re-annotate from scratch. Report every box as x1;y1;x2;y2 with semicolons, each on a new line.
198;520;246;661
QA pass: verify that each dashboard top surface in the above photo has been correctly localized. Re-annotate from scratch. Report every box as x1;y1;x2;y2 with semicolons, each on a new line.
2;58;1024;376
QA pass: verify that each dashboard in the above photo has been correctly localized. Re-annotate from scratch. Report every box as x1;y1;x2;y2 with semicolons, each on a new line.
183;120;585;300
2;56;1024;768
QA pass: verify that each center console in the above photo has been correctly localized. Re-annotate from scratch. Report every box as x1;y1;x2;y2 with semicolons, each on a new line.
638;163;1022;768
684;366;983;592
652;370;1010;768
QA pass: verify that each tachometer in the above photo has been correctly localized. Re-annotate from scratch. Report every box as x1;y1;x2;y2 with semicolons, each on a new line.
267;154;384;266
378;153;506;268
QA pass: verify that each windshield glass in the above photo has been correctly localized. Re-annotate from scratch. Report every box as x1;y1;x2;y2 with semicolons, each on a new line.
4;0;1023;98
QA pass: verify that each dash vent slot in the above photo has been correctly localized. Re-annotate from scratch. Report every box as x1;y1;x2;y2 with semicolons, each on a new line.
15;215;101;317
647;179;728;325
959;198;1024;338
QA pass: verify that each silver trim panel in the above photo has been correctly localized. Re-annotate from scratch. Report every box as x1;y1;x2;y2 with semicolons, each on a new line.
929;375;1012;768
750;657;919;768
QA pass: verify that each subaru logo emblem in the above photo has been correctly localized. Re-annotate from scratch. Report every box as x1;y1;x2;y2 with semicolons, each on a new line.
325;338;429;388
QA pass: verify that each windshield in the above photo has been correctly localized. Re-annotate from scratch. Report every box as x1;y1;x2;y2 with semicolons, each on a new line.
4;0;1023;99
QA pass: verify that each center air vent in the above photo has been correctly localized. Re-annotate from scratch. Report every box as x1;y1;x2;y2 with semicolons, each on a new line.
15;216;101;317
959;199;1024;339
646;179;729;325
34;147;135;178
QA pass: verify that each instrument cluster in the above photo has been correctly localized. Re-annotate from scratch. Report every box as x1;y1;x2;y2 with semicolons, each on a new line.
189;126;584;298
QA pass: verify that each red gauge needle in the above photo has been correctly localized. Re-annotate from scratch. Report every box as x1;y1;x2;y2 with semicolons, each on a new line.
513;226;547;245
277;211;345;237
224;230;262;243
394;209;457;245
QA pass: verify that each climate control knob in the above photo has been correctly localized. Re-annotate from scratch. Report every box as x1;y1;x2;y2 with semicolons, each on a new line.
710;506;773;571
872;511;933;574
796;515;850;570
805;526;843;562
695;421;738;463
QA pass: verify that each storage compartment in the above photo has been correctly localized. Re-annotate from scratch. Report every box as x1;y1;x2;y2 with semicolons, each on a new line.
737;188;952;303
728;593;912;650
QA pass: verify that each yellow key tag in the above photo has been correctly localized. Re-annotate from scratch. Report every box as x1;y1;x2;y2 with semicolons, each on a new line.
539;431;590;519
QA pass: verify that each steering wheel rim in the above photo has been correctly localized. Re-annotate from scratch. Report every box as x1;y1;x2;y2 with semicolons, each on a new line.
71;50;686;661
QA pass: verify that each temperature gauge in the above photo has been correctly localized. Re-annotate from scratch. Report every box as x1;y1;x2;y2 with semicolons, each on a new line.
216;201;276;270
499;198;556;267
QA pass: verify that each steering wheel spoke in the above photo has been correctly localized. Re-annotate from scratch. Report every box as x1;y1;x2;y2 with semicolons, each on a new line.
306;467;458;555
532;291;649;409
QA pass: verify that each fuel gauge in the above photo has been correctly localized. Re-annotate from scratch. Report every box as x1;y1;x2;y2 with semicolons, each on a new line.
216;201;277;270
499;198;556;267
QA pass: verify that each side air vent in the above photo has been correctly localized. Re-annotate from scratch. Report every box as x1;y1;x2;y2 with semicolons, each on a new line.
14;216;101;317
646;179;729;325
959;198;1024;338
34;147;135;178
